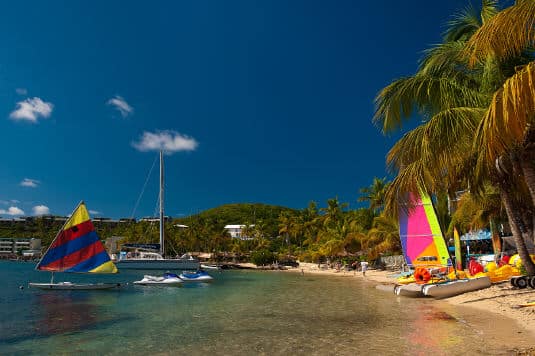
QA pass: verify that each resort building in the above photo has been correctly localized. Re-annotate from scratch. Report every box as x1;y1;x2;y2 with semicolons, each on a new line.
0;217;27;226
0;237;41;257
0;216;138;227
224;224;255;240
140;216;172;222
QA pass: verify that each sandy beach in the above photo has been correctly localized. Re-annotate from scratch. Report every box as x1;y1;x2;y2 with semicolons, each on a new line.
282;262;535;352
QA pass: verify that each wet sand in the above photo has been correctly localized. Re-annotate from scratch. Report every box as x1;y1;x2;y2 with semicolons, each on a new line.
282;263;535;352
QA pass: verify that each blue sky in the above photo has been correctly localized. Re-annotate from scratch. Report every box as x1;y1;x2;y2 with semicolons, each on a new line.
0;0;471;219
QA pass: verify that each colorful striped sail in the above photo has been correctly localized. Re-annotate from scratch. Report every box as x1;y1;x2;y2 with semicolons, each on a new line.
398;191;451;268
36;202;117;273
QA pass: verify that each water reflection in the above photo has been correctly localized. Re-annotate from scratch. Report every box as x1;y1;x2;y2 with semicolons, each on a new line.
33;293;100;336
405;304;463;353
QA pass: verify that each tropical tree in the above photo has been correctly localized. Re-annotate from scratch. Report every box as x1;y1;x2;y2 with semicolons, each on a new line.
365;214;401;260
466;0;535;273
448;187;503;235
373;0;535;274
320;197;347;229
358;177;390;215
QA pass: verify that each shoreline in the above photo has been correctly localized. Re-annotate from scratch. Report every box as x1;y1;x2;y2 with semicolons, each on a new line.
279;262;535;350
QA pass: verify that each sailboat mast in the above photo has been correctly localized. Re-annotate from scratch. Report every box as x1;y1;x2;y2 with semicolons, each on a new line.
159;150;165;257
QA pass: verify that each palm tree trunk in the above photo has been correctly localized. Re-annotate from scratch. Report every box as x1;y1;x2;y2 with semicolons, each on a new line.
500;184;535;276
512;148;535;248
520;148;535;209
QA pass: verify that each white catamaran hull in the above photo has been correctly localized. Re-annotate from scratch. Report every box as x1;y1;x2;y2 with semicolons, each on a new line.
422;276;491;299
394;283;425;297
115;259;200;270
29;282;121;290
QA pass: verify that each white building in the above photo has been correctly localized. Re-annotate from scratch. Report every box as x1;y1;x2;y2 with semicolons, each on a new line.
224;224;255;240
0;238;41;256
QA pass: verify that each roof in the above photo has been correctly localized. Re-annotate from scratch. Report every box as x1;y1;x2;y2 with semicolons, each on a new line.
224;224;255;229
460;229;491;241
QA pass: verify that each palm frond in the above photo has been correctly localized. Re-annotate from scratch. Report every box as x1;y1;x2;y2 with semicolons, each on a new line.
383;162;434;219
444;3;482;42
465;0;535;65
480;0;500;24
374;74;486;133
387;107;484;179
474;61;535;162
422;107;485;160
419;41;473;76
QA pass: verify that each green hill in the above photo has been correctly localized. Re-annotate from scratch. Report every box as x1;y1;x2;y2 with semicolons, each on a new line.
0;203;298;249
174;203;298;237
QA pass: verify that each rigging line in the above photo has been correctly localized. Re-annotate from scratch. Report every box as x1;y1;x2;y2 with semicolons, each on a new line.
130;153;159;220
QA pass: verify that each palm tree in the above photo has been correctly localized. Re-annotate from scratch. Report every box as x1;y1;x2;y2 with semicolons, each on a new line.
466;1;535;274
365;214;401;260
373;0;535;274
320;197;347;229
358;177;390;215
301;201;321;248
448;187;503;235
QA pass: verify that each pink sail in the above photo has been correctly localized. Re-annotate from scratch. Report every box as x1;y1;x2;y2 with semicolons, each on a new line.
398;191;451;268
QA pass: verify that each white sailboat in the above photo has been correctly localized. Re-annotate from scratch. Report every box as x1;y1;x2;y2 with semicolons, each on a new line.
115;150;200;271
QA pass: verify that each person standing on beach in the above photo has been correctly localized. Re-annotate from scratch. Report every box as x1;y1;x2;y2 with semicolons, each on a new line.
361;261;368;276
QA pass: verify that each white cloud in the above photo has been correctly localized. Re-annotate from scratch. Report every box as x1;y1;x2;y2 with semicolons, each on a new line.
89;210;101;215
33;205;50;216
9;97;53;123
20;178;40;188
0;206;24;216
16;88;28;95
1;199;20;205
132;130;198;153
107;95;133;118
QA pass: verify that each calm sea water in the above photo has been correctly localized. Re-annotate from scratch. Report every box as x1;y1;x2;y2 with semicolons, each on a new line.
0;261;530;355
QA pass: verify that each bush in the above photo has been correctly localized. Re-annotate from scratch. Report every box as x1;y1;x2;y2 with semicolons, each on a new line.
250;249;276;266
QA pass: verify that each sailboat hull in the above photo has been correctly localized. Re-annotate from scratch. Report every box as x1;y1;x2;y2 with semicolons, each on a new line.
422;276;491;299
115;259;200;270
29;282;121;290
394;283;425;297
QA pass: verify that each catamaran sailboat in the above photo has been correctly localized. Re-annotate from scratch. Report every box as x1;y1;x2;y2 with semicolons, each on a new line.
29;201;121;290
115;150;200;271
394;191;452;297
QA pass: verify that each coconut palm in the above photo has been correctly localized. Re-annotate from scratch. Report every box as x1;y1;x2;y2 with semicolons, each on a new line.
365;214;401;260
448;187;504;235
466;1;535;273
320;197;348;229
373;0;535;274
358;177;390;215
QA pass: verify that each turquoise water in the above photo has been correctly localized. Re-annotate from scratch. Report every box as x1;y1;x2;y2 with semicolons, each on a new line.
0;261;528;355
